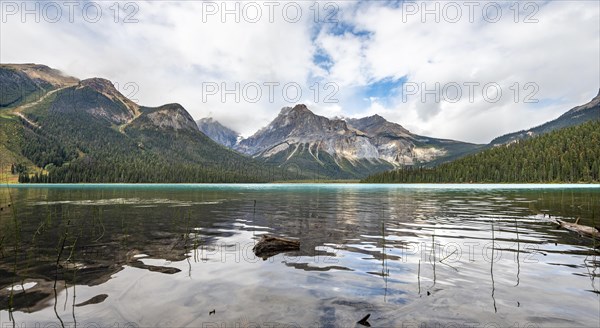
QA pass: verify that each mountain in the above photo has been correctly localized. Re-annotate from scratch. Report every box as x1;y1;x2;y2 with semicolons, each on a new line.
235;105;392;179
345;115;482;166
132;103;198;132
235;104;482;179
0;63;78;108
490;90;600;145
364;91;600;183
6;63;595;184
363;119;600;183
196;117;240;148
49;78;139;124
0;64;287;183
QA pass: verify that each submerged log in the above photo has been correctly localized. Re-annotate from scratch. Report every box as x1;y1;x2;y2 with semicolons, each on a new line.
357;314;371;327
556;219;600;240
253;235;300;260
75;294;108;307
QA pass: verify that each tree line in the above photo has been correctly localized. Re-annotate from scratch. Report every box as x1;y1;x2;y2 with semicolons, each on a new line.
15;110;297;183
362;120;600;183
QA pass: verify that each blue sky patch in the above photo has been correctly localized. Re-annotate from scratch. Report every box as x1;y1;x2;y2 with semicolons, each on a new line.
328;22;372;38
313;50;334;72
364;76;408;102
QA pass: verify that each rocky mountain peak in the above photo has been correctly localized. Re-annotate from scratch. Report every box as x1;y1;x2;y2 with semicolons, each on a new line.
356;114;387;127
236;104;358;156
78;78;140;116
234;103;482;170
0;63;78;88
278;104;314;120
290;103;310;113
48;78;137;125
369;114;385;122
79;77;113;90
346;114;411;138
134;103;198;132
197;117;240;148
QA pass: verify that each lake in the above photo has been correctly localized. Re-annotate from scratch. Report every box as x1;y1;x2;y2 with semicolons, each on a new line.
0;184;599;327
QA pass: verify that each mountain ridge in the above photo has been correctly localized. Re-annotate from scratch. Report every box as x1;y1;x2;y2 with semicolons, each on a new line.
490;89;600;145
364;119;600;183
3;63;599;183
227;104;482;178
0;64;283;183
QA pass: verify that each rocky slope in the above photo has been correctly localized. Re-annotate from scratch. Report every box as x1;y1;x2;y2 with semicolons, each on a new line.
132;104;198;132
346;115;458;165
1;63;78;88
237;105;378;158
233;104;481;178
49;78;139;125
196;117;240;148
0;64;78;107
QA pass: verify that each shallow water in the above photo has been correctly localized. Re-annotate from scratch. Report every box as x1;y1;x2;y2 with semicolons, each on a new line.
0;184;599;327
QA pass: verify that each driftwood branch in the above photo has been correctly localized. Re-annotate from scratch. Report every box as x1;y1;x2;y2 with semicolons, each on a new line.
556;219;600;240
357;314;371;327
253;235;300;260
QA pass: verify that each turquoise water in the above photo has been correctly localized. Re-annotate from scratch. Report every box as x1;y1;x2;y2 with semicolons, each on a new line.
6;183;600;190
0;184;599;327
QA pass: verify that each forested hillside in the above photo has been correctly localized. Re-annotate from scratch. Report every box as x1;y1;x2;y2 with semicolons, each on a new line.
3;64;600;184
362;120;600;183
0;64;292;183
490;90;599;145
17;110;273;183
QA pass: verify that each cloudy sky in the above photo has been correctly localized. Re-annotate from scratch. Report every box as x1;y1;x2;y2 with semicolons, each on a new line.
1;0;598;143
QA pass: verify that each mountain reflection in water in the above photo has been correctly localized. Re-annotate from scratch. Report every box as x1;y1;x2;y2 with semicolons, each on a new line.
0;184;598;327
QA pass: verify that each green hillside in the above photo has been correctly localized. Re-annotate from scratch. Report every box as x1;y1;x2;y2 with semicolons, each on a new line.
0;65;294;183
362;120;600;183
490;90;599;145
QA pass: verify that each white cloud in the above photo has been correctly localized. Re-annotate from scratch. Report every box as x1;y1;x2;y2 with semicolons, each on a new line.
325;0;600;142
1;1;598;142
